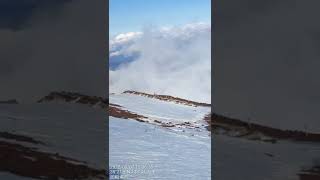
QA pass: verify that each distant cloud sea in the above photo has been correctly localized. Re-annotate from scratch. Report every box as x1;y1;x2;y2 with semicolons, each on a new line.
109;23;211;103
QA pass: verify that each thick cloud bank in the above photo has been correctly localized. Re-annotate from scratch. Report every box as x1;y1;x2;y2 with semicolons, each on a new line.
109;23;211;103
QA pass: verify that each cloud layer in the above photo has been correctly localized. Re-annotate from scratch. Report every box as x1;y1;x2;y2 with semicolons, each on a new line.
109;23;211;103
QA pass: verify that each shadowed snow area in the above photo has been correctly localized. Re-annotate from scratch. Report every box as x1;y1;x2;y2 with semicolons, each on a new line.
214;135;320;180
0;103;106;179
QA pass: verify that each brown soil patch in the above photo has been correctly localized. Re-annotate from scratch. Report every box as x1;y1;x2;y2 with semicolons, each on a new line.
0;140;106;179
38;91;108;109
299;166;320;180
209;113;320;142
0;131;45;145
108;104;147;122
109;103;122;107
299;173;320;180
123;91;211;107
0;99;18;104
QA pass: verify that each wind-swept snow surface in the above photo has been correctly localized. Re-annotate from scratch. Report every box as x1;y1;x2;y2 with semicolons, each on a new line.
110;117;211;180
210;111;320;180
109;93;211;179
214;135;320;180
110;93;210;124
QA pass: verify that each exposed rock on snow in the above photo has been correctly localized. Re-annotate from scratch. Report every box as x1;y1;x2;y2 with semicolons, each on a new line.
0;99;18;104
109;103;147;122
38;91;108;109
0;139;105;179
209;113;320;143
123;91;210;107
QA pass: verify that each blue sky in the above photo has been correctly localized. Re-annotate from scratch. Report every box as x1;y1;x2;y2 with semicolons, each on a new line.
109;0;211;36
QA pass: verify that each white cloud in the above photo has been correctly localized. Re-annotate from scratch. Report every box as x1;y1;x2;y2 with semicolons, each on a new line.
110;32;142;47
109;23;211;103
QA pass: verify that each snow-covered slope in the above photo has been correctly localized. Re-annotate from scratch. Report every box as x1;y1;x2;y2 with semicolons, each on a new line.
109;91;320;180
0;102;107;179
109;92;211;180
110;93;210;125
214;134;320;180
7;90;319;179
210;113;320;180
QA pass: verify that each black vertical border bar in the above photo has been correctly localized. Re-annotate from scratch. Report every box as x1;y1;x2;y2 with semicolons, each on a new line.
106;0;110;177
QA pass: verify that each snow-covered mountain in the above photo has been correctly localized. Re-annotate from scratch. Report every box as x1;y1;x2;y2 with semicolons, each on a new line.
34;90;212;179
4;90;319;179
109;91;211;180
107;91;320;180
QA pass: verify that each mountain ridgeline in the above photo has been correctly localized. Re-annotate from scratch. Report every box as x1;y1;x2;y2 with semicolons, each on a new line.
37;91;320;143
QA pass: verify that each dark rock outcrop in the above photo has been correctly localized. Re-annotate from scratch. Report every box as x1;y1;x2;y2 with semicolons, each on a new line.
123;90;211;107
0;99;18;104
209;113;320;143
38;91;108;109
